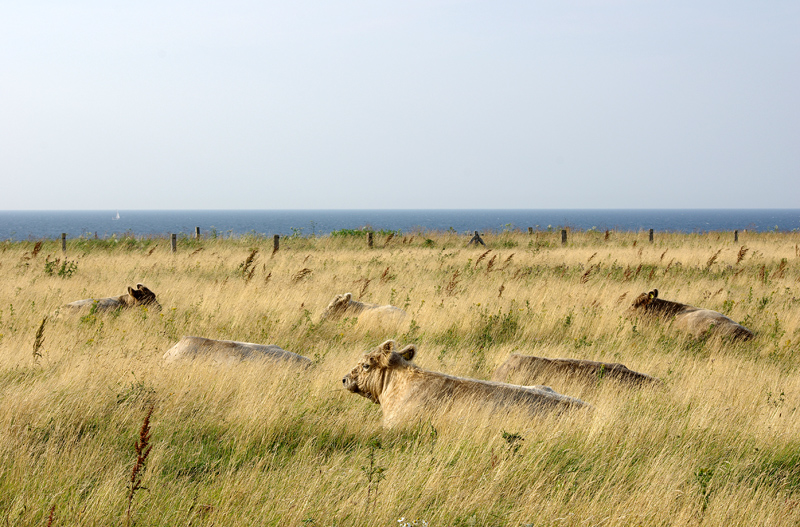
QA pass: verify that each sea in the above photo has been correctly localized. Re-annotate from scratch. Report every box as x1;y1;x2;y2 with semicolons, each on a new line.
1;209;799;241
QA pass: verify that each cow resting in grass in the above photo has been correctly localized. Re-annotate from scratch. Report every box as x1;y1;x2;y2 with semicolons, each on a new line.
319;292;405;322
65;283;161;311
163;336;312;367
629;288;753;340
342;340;589;428
492;354;660;387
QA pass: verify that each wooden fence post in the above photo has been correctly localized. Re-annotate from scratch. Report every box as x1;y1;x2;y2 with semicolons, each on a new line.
61;233;66;253
195;227;200;240
467;231;486;246
273;234;280;253
171;233;177;253
528;227;533;235
734;230;738;243
561;229;567;245
649;229;654;243
367;232;373;248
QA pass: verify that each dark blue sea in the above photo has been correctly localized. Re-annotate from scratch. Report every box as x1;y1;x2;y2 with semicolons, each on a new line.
1;210;799;241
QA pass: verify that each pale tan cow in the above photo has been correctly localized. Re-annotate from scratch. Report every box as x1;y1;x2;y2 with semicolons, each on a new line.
319;292;405;322
163;336;312;367
342;340;589;427
492;354;660;387
629;289;753;340
65;283;161;311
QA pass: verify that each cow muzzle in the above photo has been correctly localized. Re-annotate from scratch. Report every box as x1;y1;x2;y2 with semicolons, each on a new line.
342;375;357;393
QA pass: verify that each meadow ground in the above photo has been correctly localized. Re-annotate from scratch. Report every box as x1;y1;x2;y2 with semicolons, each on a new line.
1;228;799;526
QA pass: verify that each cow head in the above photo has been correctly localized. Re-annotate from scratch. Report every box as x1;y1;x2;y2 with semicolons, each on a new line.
320;293;353;320
125;284;161;310
631;289;658;309
342;339;416;404
629;288;690;319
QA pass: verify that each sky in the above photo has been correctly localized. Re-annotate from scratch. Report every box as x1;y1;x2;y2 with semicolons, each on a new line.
1;1;798;210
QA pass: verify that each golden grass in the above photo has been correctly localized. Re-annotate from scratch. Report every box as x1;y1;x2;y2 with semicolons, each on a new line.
1;229;799;526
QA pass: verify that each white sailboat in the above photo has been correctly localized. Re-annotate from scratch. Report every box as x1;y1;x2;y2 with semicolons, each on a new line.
113;211;120;220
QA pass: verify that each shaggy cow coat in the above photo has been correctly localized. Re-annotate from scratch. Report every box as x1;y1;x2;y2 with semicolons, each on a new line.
629;289;753;340
342;340;589;427
163;336;312;367
65;283;161;311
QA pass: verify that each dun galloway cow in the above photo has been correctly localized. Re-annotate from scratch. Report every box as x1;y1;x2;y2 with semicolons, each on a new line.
320;293;405;322
342;340;589;428
163;336;312;367
492;355;660;387
65;283;161;311
629;289;753;340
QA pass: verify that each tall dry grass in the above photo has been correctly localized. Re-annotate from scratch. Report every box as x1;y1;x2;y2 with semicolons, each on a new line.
0;229;799;526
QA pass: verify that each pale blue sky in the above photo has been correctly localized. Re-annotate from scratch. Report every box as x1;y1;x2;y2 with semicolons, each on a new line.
2;1;798;210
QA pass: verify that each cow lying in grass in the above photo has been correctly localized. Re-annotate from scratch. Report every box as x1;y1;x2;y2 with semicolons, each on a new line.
319;292;405;322
342;340;589;428
492;354;660;387
163;336;312;367
65;283;161;311
629;289;753;340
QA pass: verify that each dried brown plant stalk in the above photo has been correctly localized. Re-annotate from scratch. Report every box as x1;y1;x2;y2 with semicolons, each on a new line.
359;278;371;299
775;259;787;279
32;316;47;364
474;250;491;268
127;404;154;526
736;246;749;265
706;249;722;269
580;264;597;284
292;268;312;282
444;269;461;296
45;504;55;527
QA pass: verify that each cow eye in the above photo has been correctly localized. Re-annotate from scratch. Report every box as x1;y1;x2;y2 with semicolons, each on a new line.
362;363;370;370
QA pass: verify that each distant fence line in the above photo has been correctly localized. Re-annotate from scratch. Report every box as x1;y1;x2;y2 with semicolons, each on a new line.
49;227;747;254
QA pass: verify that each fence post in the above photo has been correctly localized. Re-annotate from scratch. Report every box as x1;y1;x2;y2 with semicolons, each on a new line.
273;234;280;253
649;229;654;243
171;233;177;253
195;227;200;240
528;227;533;235
734;230;738;243
561;229;567;245
367;232;374;248
61;233;66;253
467;231;486;246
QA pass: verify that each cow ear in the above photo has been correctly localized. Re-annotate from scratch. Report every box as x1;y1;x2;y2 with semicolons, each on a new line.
648;290;656;300
398;344;416;362
138;284;153;295
344;293;352;302
379;340;396;354
128;286;136;296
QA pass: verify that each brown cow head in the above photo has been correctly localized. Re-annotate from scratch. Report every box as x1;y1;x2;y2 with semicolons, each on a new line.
320;293;353;320
123;284;161;310
342;339;416;404
629;288;686;318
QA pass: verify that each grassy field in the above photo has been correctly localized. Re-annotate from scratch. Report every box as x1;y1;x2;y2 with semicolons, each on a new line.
1;228;799;526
